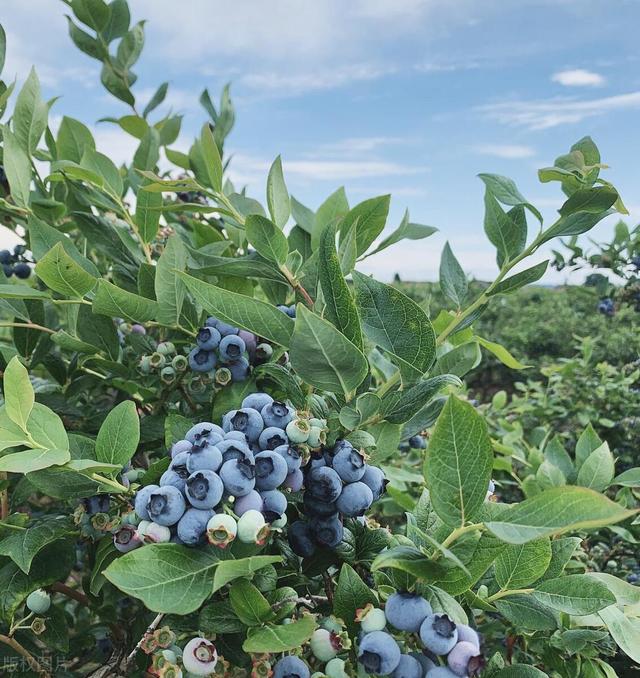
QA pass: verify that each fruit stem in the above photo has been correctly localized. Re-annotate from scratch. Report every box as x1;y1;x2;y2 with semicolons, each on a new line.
124;612;164;668
0;633;50;676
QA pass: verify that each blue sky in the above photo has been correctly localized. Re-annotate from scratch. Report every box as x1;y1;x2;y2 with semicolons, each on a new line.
2;0;640;282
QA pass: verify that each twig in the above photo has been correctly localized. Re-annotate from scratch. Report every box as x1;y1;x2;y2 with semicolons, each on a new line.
0;633;50;676
179;385;198;413
49;581;90;606
322;571;334;605
124;612;164;668
0;472;8;520
0;322;55;335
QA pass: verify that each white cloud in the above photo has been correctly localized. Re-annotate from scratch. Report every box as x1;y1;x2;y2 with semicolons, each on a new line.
477;91;640;130
552;68;605;87
473;144;536;159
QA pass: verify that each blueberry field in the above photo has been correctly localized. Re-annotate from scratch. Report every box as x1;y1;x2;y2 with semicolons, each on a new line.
0;2;640;677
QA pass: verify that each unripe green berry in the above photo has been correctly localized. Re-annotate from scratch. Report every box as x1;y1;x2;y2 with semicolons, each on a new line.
157;341;176;356
309;418;327;429
256;343;273;361
26;589;50;614
307;426;326;449
160;366;176;384
355;604;386;633
325;658;348;678
138;355;153;375
150;352;166;369
207;513;237;548
215;367;232;386
286;418;311;443
119;322;132;335
237;509;269;545
310;628;338;662
172;355;188;372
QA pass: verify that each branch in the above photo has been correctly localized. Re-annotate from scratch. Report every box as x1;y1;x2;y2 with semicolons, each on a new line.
124;612;164;669
49;581;90;606
0;634;50;677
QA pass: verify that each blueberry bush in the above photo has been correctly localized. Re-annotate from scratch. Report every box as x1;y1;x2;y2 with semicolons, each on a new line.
0;3;639;677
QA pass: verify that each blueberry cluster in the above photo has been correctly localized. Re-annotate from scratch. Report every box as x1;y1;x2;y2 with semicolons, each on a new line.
277;303;297;318
121;393;328;551
137;340;189;385
597;297;615;317
288;440;387;557
187;315;273;382
0;244;31;279
355;593;485;677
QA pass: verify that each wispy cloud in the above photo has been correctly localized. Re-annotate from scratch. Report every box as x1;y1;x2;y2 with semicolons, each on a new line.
477;91;640;130
473;143;536;159
552;68;605;87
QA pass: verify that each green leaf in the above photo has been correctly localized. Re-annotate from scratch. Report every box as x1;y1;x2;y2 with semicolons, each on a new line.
478;173;542;223
558;187;618;217
212;555;282;592
3;356;34;431
77;304;120;361
312;187;349;250
102;0;131;41
243;615;316;654
200;123;222;191
72;0;109;30
576;442;614;491
483;191;527;266
289;304;368;397
487;261;548;297
143;82;168;118
51;330;99;355
104;543;220;614
366;209;437;257
229;579;275;626
81;148;122;196
27;403;69;451
116;21;144;70
95;400;139;466
540;210;612;244
35;242;97;298
485;487;636;544
100;61;135;106
199;600;244;634
66;17;105;60
2;126;31;207
540;536;581;582
340;195;390;258
476;337;528;370
372;545;447;580
266;155;290;228
155;235;187;326
245;214;289;266
0;24;5;75
495;666;549;678
290;196;315;234
494;594;558;632
598;605;640;664
178;272;294;347
381;374;461;424
13;68;48;155
93;280;158;323
575;423;603;470
133;127;160;170
318;222;363;350
333;563;377;633
56;116;95;163
0;517;74;573
0;407;30;451
426;396;493;527
613;467;640;488
353;271;436;381
533;575;616;615
0;448;70;473
135;183;163;243
495;538;552;589
439;242;467;307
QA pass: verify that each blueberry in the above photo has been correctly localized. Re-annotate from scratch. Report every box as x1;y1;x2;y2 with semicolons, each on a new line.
255;451;289;490
13;244;26;256
358;630;401;675
113;525;142;553
219;334;246;362
217;439;254;464
26;589;51;614
206;513;237;548
356;605;387;633
130;324;146;335
237;509;269;544
196;326;222;350
325;439;351;466
287;304;296;318
160;468;188;493
186;443;223;474
13;263;30;279
283;469;304;491
286;418;311;444
408;435;426;450
83;494;110;515
261;401;294;428
2;264;13;277
171;439;192;458
242;392;274;411
182;637;218;675
303;491;337;517
274;444;302;473
419;614;458;655
333;447;366;483
220;458;256;496
144;521;172;543
425;669;458;678
205;316;219;327
392;655;422;678
234;489;264;516
258;426;287;450
186;422;225;445
256;343;273;362
308;452;327;471
229;356;250;382
188;348;217;372
409;652;436;675
385;592;432;632
225;430;248;442
455;624;480;650
147;486;186;526
223;408;264;442
308;466;343;502
277;304;290;315
215;320;239;337
627;573;639;584
361;465;388;501
177;508;214;545
310;628;340;662
238;329;257;356
307;426;326;449
273;656;310;678
336;482;373;517
260;489;287;521
288;520;316;557
0;249;11;264
447;641;485;677
134;484;159;520
311;514;343;547
186;470;224;509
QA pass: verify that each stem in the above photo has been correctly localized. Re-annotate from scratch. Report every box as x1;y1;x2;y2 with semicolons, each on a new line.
125;612;164;667
147;322;197;338
0;472;8;521
49;581;90;607
119;205;153;265
0;322;55;335
51;299;91;306
486;587;534;603
0;521;26;531
440;523;485;550
281;265;314;308
0;633;50;676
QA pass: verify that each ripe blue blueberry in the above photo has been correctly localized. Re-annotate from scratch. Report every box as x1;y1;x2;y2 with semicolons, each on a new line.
409;652;436;675
255;451;289;490
425;669;458;678
220;458;256;496
288;520;316;557
307;466;343;502
171;439;192;458
160;467;188;493
147;486;186;526
260;489;287;521
134;484;159;520
273;656;310;678
188;347;217;372
217;439;254;464
13;263;31;279
223;408;264;442
186;443;223;473
261;400;294;428
113;525;142;553
311;514;343;547
361;465;388;501
177;508;214;545
358;630;401;676
455;624;480;650
215;320;239;337
274;444;302;473
219;334;246;362
336;482;373;517
225;430;248;442
303;491;337;517
325;438;351;466
392;655;422;678
228;356;250;382
185;470;224;509
385;592;432;632
242;392;274;411
447;641;485;677
283;469;304;492
144;522;171;543
82;494;110;515
196;325;222;350
408;435;426;450
233;489;264;516
332;447;366;483
258;426;289;450
186;422;225;445
308;452;327;471
419;614;458;655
